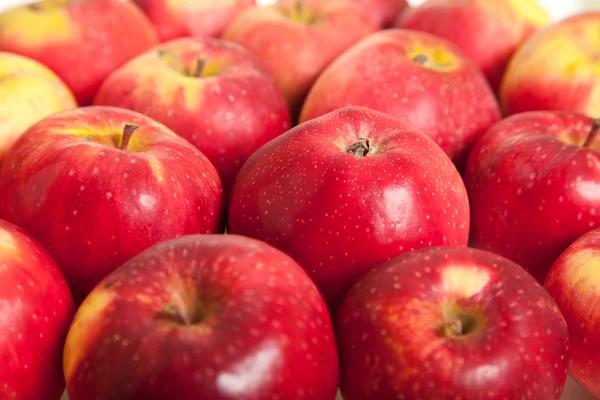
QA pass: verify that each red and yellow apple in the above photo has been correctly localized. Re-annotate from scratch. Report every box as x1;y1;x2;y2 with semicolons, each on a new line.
464;110;600;284
0;51;76;163
501;12;600;117
336;246;570;400
63;234;339;400
94;37;291;197
228;106;470;309
545;227;600;399
0;106;224;301
221;0;379;119
134;0;256;42
300;29;501;171
0;219;75;400
397;0;549;92
0;0;159;105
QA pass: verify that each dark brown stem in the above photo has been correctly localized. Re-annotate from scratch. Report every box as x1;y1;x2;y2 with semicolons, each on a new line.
295;0;303;16
346;138;371;157
443;318;463;337
583;119;600;148
191;58;207;78
412;53;430;66
121;124;139;150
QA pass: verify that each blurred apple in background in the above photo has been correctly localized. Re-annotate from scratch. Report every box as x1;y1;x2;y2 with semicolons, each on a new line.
0;0;159;105
396;0;549;92
0;51;76;164
228;106;470;309
501;12;600;117
0;106;224;301
336;246;570;400
64;234;339;400
94;37;291;199
300;29;501;171
221;0;379;119
0;219;75;400
353;0;408;27
465;110;600;284
134;0;256;42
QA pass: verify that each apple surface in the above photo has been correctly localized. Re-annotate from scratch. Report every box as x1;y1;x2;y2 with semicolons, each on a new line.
228;106;470;309
464;110;600;284
545;227;600;399
0;219;75;400
336;246;570;400
134;0;256;42
501;12;600;116
0;106;224;300
300;28;501;171
221;0;379;119
0;51;76;164
397;0;549;92
63;234;340;400
0;0;159;105
94;37;291;198
354;0;408;27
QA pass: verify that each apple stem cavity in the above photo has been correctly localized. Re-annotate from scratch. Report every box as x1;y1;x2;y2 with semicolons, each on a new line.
412;54;431;67
346;138;371;157
120;124;139;150
444;318;464;337
583;119;600;148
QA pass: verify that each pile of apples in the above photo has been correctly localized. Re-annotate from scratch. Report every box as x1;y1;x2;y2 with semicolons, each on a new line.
2;0;600;399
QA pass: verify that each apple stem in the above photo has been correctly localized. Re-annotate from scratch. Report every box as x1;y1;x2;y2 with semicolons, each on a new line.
583;119;600;148
121;124;139;150
295;0;303;17
192;58;207;78
346;138;371;157
444;319;463;337
412;54;431;66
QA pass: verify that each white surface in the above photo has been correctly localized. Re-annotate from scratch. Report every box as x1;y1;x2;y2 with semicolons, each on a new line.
2;0;599;399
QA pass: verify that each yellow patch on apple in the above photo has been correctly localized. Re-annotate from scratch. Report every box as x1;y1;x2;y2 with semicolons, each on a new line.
505;0;549;26
564;249;600;292
0;4;76;47
0;229;17;253
441;266;491;298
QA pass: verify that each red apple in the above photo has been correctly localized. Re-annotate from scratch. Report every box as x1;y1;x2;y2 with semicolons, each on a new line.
0;51;76;164
134;0;256;42
336;246;570;400
221;0;379;119
63;234;339;400
0;106;224;300
500;12;600;117
94;37;291;198
0;0;159;105
0;219;75;400
354;0;408;27
545;227;600;399
228;106;470;308
300;28;501;171
464;110;600;284
396;0;549;92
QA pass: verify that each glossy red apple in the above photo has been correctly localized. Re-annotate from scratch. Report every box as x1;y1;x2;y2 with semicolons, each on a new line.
0;106;224;300
396;0;549;92
63;234;339;400
336;246;570;400
464;110;600;284
94;37;291;198
221;0;378;119
228;106;470;308
134;0;256;42
0;0;159;105
545;227;600;399
300;28;501;171
0;219;75;400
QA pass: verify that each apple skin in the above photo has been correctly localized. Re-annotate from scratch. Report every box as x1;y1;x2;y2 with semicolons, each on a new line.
0;219;75;400
354;0;408;27
0;0;159;105
0;106;224;300
228;106;470;309
299;29;501;172
134;0;256;42
396;0;549;93
94;37;291;198
336;246;570;400
63;234;339;400
544;227;600;399
0;51;76;164
464;110;600;284
500;12;600;117
221;0;379;119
